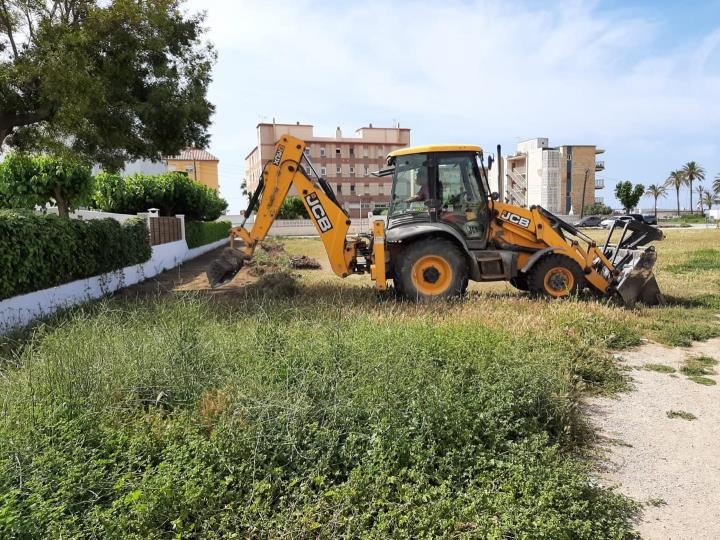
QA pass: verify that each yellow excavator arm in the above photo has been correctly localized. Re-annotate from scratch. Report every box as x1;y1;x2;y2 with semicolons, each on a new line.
207;135;386;288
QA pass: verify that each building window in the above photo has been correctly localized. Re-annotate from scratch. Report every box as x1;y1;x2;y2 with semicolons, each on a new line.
336;184;342;195
320;147;326;157
350;184;356;195
363;146;369;158
349;166;355;177
304;148;311;157
336;165;341;175
349;147;354;157
336;147;341;157
378;183;384;195
378;146;384;158
364;183;370;196
320;167;326;176
364;165;369;176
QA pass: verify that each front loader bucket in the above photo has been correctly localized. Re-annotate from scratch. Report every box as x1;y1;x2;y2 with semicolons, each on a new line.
207;247;248;288
614;249;663;307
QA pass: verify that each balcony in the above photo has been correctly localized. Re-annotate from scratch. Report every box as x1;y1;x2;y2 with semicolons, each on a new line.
595;178;605;189
595;161;605;171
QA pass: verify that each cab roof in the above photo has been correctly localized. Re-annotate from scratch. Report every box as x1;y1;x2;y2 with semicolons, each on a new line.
388;144;483;158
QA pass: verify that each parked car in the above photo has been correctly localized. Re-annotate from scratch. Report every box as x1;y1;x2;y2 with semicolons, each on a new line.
600;214;655;228
576;215;603;227
642;214;658;225
600;215;636;228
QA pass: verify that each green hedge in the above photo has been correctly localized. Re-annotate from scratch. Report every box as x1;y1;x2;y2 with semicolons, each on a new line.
184;220;231;249
93;172;228;221
0;212;151;300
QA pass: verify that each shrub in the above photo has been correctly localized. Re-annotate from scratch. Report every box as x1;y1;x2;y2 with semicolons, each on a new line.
0;212;151;300
185;220;231;248
93;171;228;221
0;153;94;218
277;196;309;219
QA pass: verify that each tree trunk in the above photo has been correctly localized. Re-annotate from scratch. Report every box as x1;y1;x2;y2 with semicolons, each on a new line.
54;188;69;219
654;198;657;218
689;180;693;214
676;188;680;217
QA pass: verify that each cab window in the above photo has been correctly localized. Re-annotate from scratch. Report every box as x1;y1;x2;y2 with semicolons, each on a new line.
389;154;429;217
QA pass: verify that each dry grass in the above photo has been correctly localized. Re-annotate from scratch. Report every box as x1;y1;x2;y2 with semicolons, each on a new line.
281;228;720;346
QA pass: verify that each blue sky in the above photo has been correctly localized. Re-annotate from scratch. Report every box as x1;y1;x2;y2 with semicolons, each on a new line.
187;0;720;214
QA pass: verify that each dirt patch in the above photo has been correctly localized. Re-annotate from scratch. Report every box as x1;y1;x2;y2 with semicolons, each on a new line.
588;337;720;539
115;242;304;300
289;255;322;270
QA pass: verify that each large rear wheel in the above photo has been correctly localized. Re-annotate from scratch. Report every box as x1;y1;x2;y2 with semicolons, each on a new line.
528;254;584;299
394;238;468;300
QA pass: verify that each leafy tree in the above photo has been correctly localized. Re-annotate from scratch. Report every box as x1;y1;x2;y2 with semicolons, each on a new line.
644;184;667;218
614;181;645;214
582;202;612;215
93;171;227;221
664;170;686;217
681;161;705;214
0;0;215;171
0;152;93;217
277;196;309;219
713;173;720;195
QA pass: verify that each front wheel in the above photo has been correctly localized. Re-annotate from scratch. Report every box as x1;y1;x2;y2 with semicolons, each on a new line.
394;238;468;300
528;254;584;299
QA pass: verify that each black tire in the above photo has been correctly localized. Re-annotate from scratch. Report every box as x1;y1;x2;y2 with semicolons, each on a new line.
510;273;529;291
394;238;468;300
528;254;584;299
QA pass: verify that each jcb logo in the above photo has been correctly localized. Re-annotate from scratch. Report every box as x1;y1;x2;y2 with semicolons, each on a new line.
305;192;333;232
272;145;284;165
500;210;531;229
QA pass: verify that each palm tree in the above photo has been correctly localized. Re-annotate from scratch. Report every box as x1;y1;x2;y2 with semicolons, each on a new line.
681;161;705;214
700;191;715;213
696;185;707;216
644;184;667;218
665;170;686;217
714;173;720;195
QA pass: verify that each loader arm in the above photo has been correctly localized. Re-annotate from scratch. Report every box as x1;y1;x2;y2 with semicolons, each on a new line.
207;135;372;287
489;202;663;305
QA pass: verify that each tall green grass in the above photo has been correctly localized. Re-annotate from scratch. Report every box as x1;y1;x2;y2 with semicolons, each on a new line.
0;292;639;538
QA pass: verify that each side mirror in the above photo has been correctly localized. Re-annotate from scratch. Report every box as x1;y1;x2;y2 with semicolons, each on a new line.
487;155;494;171
490;192;500;201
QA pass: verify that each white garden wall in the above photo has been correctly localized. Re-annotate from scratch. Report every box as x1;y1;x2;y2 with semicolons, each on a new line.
0;237;228;335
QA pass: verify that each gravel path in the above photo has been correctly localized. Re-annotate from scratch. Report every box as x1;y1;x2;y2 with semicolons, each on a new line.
589;338;720;539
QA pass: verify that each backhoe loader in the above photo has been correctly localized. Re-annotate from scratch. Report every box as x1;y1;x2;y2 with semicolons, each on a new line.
208;134;663;306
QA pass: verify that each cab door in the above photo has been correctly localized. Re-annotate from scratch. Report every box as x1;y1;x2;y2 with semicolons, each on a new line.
432;152;490;249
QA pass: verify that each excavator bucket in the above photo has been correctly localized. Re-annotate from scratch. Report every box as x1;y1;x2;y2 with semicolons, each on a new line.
603;220;664;307
207;247;248;288
614;248;663;307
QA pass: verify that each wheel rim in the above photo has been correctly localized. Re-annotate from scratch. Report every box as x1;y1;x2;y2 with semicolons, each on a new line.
543;267;574;297
411;255;453;295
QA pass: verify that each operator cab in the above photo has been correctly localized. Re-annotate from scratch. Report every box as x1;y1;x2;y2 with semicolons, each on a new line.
379;145;492;248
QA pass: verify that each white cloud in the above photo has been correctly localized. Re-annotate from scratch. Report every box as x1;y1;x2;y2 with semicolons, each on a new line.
188;0;720;211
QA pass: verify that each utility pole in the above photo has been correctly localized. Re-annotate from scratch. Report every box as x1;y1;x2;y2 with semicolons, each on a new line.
580;168;589;218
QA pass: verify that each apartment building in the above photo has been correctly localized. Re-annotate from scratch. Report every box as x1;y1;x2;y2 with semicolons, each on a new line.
165;148;220;190
498;138;604;215
244;122;411;218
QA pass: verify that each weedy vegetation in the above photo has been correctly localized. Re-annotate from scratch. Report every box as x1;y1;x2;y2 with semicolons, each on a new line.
666;410;697;421
0;229;717;537
644;363;676;373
